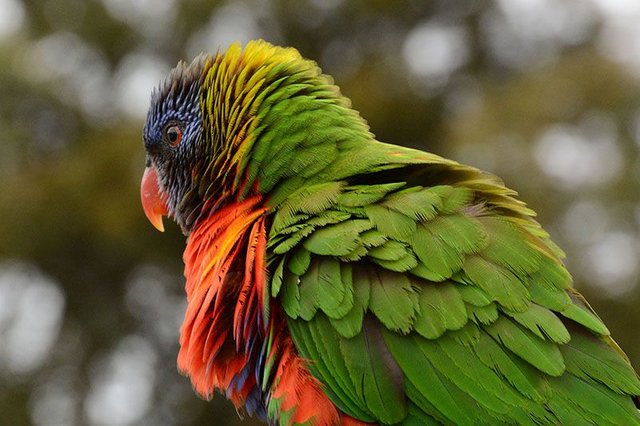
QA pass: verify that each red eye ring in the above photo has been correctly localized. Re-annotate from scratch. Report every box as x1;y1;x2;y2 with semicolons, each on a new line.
165;125;182;147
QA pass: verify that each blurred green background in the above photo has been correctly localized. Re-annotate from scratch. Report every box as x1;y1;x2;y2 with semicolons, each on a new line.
0;1;639;425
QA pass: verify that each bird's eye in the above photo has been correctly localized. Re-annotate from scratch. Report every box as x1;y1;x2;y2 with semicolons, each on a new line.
165;125;182;147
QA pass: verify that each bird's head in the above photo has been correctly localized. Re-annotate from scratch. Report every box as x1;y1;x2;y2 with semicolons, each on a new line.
141;54;210;233
141;40;365;234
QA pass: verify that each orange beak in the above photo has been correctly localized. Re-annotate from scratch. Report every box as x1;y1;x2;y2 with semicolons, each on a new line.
141;165;169;232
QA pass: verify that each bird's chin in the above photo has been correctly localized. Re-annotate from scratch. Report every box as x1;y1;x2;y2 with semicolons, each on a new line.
140;165;169;232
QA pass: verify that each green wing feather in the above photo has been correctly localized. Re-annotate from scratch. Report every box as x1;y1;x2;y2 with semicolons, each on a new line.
267;141;640;424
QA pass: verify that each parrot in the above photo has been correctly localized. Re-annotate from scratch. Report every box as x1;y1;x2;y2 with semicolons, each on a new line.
140;40;640;425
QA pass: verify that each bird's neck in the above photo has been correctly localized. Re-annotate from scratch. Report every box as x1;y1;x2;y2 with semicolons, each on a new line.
195;44;375;212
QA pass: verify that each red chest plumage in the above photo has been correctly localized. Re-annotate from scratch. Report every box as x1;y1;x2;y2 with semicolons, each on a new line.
179;195;268;399
177;196;352;425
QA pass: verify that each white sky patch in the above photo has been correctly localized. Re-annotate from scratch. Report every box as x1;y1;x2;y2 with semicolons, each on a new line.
125;265;184;347
113;53;169;120
403;22;468;85
25;32;89;80
101;0;176;38
590;0;640;74
483;0;595;68
534;116;622;190
590;0;640;17
0;0;25;39
597;19;640;73
0;261;65;375
496;0;595;44
186;2;261;58
29;367;78;426
84;335;157;426
583;231;639;296
22;31;115;123
562;199;611;245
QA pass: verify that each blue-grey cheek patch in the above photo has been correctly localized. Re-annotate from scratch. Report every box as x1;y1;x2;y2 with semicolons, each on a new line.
144;64;203;151
144;91;202;157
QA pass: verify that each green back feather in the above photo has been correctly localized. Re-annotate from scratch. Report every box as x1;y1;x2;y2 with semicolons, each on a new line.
265;142;640;424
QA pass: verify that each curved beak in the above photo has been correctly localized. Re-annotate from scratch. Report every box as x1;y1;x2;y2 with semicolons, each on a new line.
140;165;168;232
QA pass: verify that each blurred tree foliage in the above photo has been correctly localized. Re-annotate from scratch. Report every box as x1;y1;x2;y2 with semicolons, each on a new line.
0;1;638;425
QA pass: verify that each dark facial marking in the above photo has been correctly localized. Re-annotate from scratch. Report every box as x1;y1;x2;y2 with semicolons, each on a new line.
142;55;213;232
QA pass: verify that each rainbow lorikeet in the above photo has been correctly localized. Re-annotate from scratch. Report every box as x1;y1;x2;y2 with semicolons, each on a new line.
141;40;640;425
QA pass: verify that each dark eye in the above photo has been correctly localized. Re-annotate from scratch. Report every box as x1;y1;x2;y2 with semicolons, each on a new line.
165;125;182;147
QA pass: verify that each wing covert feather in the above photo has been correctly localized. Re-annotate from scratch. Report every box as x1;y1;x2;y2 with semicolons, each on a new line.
268;151;640;424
